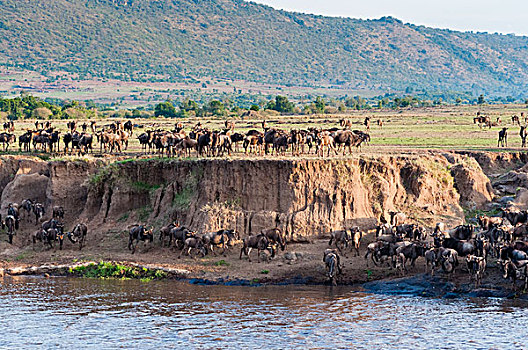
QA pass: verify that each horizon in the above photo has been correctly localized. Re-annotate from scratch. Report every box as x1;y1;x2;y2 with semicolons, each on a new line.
251;0;528;37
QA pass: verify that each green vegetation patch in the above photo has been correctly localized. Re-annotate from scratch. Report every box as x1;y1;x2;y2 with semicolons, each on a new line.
68;261;167;281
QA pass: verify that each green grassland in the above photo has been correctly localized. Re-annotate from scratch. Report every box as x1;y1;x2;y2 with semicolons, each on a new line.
2;104;526;159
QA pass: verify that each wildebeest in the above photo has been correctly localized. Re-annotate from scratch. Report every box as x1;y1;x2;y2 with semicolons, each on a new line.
240;234;270;263
159;222;178;247
425;248;441;276
262;227;286;253
203;229;238;256
33;203;45;225
178;236;207;259
350;226;363;256
440;248;459;276
52;206;64;220
520;126;527;148
466;255;486;288
128;225;153;254
328;230;350;253
441;237;476;257
448;225;474;240
498;128;508;147
67;223;88;250
389;211;407;226
501;208;528;226
501;260;528;291
4;215;16;244
323;248;342;285
20;199;33;219
169;226;195;249
499;246;528;262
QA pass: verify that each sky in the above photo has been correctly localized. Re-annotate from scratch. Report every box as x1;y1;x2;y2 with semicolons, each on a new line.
252;0;528;36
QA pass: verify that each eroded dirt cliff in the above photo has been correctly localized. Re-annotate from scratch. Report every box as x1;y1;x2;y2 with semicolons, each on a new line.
0;153;498;247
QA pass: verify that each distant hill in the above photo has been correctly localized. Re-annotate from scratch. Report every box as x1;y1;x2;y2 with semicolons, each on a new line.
1;0;528;95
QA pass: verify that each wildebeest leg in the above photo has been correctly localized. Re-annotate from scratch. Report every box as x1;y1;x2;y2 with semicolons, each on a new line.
247;247;253;262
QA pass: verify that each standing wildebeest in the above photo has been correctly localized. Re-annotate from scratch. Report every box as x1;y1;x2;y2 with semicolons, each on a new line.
364;117;370;131
440;248;459;276
512;115;520;125
521;126;527;148
159;222;178;247
0;132;16;151
240;234;270;263
52;206;64;220
498;128;508;147
466;255;486;288
20;199;34;219
350;226;363;256
389;211;407;226
203;229;238;256
329;230;350;253
19;130;33;152
323;248;342;286
68;223;88;250
502;260;528;291
4;215;17;244
128;225;153;254
33;203;45;225
262;227;286;254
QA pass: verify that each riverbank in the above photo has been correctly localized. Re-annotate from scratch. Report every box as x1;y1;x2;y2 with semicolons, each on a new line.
1;238;524;299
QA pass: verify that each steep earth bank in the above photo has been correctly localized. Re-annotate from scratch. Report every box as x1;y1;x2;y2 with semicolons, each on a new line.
0;151;519;289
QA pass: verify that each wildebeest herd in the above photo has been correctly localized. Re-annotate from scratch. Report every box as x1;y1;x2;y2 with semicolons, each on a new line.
1;199;87;250
326;209;528;289
0;118;372;157
136;119;371;158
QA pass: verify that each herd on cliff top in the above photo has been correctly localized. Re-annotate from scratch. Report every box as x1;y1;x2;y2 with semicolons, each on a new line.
0;111;526;158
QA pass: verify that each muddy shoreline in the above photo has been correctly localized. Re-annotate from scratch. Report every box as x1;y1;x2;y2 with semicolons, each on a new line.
1;238;524;300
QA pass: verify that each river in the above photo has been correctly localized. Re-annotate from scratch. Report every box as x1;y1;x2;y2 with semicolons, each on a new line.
0;276;526;349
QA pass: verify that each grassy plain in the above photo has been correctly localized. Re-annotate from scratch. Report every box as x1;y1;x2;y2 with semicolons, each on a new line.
2;104;527;159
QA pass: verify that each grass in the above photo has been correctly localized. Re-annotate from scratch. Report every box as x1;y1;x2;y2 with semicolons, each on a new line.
214;260;230;266
130;181;161;192
137;206;151;221
68;261;168;281
117;213;130;222
173;170;200;209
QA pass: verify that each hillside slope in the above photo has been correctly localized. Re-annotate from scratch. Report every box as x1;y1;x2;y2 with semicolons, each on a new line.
0;0;527;94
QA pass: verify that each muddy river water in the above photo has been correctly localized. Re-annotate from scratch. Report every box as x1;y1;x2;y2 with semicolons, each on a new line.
0;276;526;349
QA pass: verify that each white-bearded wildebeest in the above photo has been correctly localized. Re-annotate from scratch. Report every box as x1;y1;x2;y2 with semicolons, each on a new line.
159;222;178;247
33;203;45;225
262;228;286;255
498;127;508;147
52;206;64;220
20;199;33;220
67;223;88;250
203;229;239;256
128;225;153;254
4;215;17;244
169;226;195;249
178;236;207;259
466;255;486;288
501;260;528;291
240;234;270;263
350;226;363;256
323;248;342;286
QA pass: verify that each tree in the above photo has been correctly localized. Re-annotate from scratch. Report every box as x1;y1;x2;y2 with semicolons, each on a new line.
314;96;325;114
154;101;177;118
478;94;485;105
32;107;52;119
266;95;294;114
250;104;260;111
207;100;225;117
